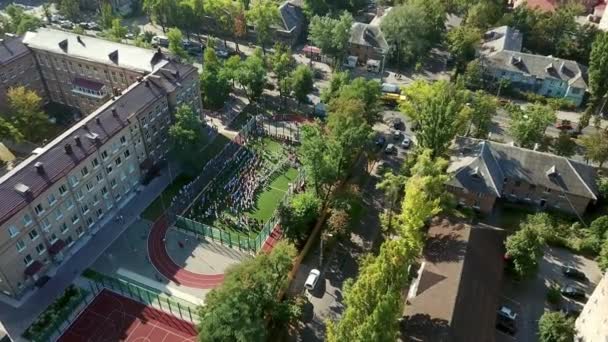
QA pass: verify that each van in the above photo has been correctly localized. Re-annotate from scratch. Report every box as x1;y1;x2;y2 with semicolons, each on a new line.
152;36;169;48
304;269;321;291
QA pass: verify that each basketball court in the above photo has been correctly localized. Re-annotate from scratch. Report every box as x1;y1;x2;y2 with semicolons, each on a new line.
58;290;197;342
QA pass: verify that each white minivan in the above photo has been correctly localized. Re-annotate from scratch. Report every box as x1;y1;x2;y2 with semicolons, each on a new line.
152;36;169;47
305;269;321;291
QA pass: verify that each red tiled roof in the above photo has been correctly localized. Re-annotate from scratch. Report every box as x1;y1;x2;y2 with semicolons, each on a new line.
49;239;66;254
24;260;43;276
302;45;321;54
516;0;558;12
73;77;105;91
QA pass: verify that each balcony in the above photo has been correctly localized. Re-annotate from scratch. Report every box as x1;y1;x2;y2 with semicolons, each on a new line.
72;77;107;99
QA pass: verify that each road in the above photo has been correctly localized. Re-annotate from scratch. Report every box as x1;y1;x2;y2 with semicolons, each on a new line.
292;111;409;341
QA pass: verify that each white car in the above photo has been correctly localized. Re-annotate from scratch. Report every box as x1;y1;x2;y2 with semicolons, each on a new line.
401;137;411;149
305;269;321;291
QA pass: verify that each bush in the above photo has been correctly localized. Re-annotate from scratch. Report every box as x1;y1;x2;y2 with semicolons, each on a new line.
546;283;561;305
599;239;608;271
520;92;576;110
598;176;608;199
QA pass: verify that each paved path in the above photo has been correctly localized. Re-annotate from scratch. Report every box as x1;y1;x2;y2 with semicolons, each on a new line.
0;166;178;341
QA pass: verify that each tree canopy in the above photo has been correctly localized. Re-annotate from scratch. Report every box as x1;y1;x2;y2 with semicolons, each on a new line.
538;311;575;342
2;5;43;35
236;52;267;103
200;48;231;109
290;65;314;106
507;103;556;149
5;86;49;143
578;131;608;167
169;105;204;172
588;31;608;112
247;0;280;51
308;12;353;67
505;222;545;279
447;25;482;74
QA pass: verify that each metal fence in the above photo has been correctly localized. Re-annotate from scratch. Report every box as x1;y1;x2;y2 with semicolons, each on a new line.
175;168;306;254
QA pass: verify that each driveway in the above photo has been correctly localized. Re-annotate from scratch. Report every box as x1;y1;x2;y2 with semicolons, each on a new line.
496;246;602;342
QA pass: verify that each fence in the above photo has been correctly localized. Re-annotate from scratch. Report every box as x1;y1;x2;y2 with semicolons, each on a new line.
255;115;301;143
175;168;306;254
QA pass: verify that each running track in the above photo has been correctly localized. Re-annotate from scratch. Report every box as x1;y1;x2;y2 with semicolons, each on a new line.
148;215;283;289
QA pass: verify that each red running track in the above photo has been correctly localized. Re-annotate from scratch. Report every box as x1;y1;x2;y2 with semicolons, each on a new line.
148;215;224;289
58;289;197;342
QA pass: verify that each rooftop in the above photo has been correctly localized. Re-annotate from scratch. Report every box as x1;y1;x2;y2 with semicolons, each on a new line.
278;0;304;33
401;218;504;341
349;22;389;52
481;26;523;54
0;35;31;65
22;28;164;73
447;137;598;200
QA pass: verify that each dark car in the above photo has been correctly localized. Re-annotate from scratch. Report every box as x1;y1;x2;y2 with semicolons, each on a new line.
496;320;517;336
375;136;386;147
34;275;51;287
560;304;582;318
561;285;585;300
562;267;586;281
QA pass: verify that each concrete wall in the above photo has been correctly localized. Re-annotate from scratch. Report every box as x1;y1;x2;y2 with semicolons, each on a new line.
576;272;608;342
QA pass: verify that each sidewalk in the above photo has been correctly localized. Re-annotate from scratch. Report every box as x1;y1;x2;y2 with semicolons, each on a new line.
0;165;178;341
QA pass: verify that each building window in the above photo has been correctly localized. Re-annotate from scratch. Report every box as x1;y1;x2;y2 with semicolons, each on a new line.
92;158;100;168
120;171;126;181
115;157;122;166
76;190;84;200
110;179;117;188
128;163;135;174
41;218;51;230
77;226;85;236
34;203;45;216
55;209;63;221
23;213;33;226
66;198;75;210
124;149;130;158
16;239;26;252
120;136;126;144
71;214;79;224
96;208;103;218
28;229;39;241
49;233;58;244
47;194;57;206
96;174;104;182
36;243;46;255
86;182;94;192
59;184;68;195
66;236;74;246
23;254;33;266
514;180;521;187
8;225;19;238
69;175;79;186
101;186;109;197
106;165;113;174
81;204;89;215
81;167;89;177
86;217;94;227
60;222;69;233
101;150;108;160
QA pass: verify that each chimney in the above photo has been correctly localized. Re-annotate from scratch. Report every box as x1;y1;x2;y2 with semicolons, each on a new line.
157;47;162;54
64;143;73;154
74;135;82;146
34;162;44;174
77;35;84;45
111;107;118;117
58;39;68;51
108;50;118;63
144;80;150;87
96;117;101;125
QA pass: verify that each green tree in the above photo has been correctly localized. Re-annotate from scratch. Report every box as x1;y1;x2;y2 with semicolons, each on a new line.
237;52;267;103
0;117;23;142
206;0;241;46
270;43;295;102
399;80;470;157
599;239;608;271
321;71;350;104
308;12;353;68
588;31;608;113
552;131;577;157
168;105;204;172
507;104;556;149
279;191;321;242
505;225;545;279
198;241;297;341
58;0;80;21
100;3;115;30
290;65;314;106
327;208;350;237
200;48;231;109
6;87;49;143
247;0;279;52
3;5;42;35
108;18;128;42
462;60;487;90
381;0;446;67
223;55;242;88
538;311;575;342
464;0;504;30
333;77;382;125
589;216;608;241
143;0;178;32
167;28;188;58
446;25;482;74
376;171;407;231
466;91;496;138
578;131;608;167
299;122;339;199
41;3;52;23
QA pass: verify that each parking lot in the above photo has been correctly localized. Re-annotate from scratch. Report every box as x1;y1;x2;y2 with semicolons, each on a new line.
495;246;602;342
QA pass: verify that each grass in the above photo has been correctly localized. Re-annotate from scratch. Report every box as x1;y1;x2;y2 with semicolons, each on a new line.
247;167;297;222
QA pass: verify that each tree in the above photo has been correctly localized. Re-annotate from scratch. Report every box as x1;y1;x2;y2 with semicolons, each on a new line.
333;77;382;125
538;312;575;342
599;239;608;271
589;216;608;241
327;208;350;237
446;25;482;74
462;60;487;90
507;104;556;149
237;52;267;103
462;90;496;138
247;0;279;52
588;31;608;113
270;44;295;103
0;117;23;142
200;49;231;109
3;5;42;35
505;225;545;279
223;55;242;88
399;80;470;157
376;171;407;231
206;0;241;46
167;28;188;58
290;65;314;106
280;192;320;242
41;3;52;23
108;18;128;42
100;3;115;30
321;71;350;104
381;0;446;67
464;0;503;29
6;87;49;143
552;131;576;157
169;105;204;171
308;12;353;68
143;0;178;32
198;241;297;341
578;131;608;167
299;123;339;199
58;0;80;21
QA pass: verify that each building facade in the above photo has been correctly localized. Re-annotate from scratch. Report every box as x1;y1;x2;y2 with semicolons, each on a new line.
0;29;202;299
0;35;47;114
447;137;598;216
576;272;608;341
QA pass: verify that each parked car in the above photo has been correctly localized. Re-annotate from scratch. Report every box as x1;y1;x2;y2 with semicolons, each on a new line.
496;320;517;335
560;304;582;318
391;117;404;130
392;130;401;140
562;266;586;281
561;284;585;300
87;22;100;31
375;136;386;147
59;20;73;29
556;119;573;130
305;269;321;291
384;143;396;154
125;33;135;40
216;49;230;58
152;35;169;48
401;137;411;149
497;306;517;321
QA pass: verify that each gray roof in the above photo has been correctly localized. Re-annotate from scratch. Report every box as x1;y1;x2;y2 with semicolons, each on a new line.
0;35;31;65
0;61;196;226
22;28;164;73
481;25;523;54
349;22;388;52
448;137;598;200
278;1;304;33
483;50;588;89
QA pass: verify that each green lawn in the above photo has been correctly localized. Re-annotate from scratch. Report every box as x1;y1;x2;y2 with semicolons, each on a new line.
247;167;298;222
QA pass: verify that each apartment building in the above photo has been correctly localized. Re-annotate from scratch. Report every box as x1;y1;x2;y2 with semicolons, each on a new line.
0;30;202;299
0;35;47;113
576;271;608;341
446;137;598;216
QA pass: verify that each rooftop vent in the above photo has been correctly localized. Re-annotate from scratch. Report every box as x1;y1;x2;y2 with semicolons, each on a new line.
546;165;558;178
58;39;68;51
108;50;118;64
14;183;31;195
111;107;118;117
34;162;44;174
470;166;481;178
64;143;73;154
74;135;82;146
546;63;555;72
95;117;101;125
510;56;522;66
85;132;100;142
76;35;84;45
